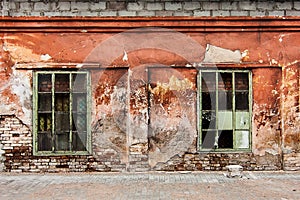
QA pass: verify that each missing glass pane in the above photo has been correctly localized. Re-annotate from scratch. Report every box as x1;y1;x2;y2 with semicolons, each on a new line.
202;92;216;110
218;130;233;148
236;92;249;110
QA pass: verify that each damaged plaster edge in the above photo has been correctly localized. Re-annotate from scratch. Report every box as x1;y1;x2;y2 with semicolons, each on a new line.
0;113;31;130
203;44;242;64
14;63;101;69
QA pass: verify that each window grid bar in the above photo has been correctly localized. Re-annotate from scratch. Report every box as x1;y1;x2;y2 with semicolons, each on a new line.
198;70;202;150
249;72;253;149
232;72;236;149
33;72;38;154
51;73;55;152
215;72;219;149
69;73;73;151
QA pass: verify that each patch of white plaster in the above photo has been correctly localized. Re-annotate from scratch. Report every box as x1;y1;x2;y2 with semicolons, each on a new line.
10;68;32;126
203;44;242;63
122;50;128;62
40;54;52;61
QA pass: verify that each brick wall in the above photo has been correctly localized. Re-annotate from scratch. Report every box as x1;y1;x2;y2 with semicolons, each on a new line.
0;114;281;172
1;0;300;17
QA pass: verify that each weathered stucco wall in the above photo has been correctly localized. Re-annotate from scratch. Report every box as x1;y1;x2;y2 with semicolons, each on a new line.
0;17;300;172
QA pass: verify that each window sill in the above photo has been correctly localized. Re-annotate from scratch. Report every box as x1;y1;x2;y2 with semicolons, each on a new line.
33;151;91;156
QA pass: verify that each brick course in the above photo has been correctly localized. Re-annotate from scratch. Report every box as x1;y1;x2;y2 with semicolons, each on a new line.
3;0;299;17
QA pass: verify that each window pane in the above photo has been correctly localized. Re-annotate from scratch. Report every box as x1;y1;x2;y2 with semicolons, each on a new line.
235;92;249;111
218;91;232;110
38;113;52;132
38;74;52;92
218;73;232;91
201;72;216;92
235;131;250;149
55;74;69;92
55;133;69;151
202;131;216;149
72;94;87;113
235;73;249;90
202;111;216;129
55;93;69;112
72;74;87;92
72;113;87;132
38;133;52;151
218;130;233;148
38;94;52;111
55;113;70;132
235;111;250;129
202;92;216;110
72;131;87;151
218;111;233;130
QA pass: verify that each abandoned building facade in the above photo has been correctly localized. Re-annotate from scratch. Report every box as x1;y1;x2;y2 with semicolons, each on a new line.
0;0;300;172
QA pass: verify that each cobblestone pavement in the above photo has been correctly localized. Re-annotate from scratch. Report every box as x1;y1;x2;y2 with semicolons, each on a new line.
0;171;299;200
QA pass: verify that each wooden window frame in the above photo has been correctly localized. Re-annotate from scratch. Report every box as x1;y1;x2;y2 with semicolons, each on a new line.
197;69;252;152
33;71;91;156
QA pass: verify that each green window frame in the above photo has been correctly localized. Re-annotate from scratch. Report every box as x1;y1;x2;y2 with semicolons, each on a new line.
33;71;91;155
198;69;252;151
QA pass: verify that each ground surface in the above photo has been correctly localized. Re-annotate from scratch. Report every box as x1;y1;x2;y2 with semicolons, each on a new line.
0;171;299;200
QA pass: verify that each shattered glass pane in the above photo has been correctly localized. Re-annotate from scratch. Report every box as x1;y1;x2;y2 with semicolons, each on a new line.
202;111;216;129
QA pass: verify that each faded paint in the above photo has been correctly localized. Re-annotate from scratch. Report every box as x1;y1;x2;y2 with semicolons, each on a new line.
0;17;300;172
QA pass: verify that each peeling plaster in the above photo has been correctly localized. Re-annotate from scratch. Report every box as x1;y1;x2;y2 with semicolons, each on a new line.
10;68;32;125
203;44;242;63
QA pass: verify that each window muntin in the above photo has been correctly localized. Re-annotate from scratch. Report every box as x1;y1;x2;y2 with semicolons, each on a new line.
198;70;252;151
33;71;91;155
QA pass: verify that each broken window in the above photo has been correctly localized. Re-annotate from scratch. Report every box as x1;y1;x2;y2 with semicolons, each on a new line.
33;71;91;155
199;70;252;151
